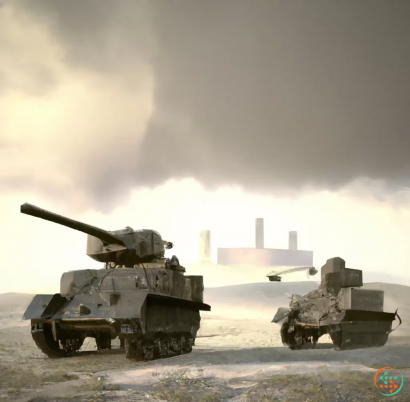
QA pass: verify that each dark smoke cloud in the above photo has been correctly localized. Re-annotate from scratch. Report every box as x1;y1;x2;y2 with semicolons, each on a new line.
136;0;410;193
17;0;153;75
5;0;410;210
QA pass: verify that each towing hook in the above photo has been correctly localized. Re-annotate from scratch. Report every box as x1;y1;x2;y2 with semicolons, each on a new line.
390;308;402;332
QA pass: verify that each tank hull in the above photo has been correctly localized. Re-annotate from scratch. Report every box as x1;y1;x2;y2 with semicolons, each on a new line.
25;290;210;361
278;309;397;351
271;257;402;351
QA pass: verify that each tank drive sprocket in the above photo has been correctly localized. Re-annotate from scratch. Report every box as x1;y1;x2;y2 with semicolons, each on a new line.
31;321;84;358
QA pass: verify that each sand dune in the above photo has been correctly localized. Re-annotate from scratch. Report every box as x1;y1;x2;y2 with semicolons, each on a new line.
0;292;35;329
362;272;410;286
186;261;320;287
186;261;410;287
0;292;35;308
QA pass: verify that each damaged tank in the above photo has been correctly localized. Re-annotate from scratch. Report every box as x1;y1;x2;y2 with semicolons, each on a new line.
21;203;210;361
271;257;402;350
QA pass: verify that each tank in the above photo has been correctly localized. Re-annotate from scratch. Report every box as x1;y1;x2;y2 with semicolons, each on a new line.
271;257;402;350
21;203;211;361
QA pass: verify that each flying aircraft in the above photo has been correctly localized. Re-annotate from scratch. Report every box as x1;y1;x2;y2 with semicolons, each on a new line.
266;266;318;282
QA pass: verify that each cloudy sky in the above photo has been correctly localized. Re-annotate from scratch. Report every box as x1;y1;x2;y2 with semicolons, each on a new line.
1;0;410;293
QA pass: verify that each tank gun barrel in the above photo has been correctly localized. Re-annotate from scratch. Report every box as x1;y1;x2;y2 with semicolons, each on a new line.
21;203;125;246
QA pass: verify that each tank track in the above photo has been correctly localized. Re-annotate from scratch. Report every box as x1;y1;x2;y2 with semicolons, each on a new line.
281;322;390;351
31;322;84;358
125;332;194;361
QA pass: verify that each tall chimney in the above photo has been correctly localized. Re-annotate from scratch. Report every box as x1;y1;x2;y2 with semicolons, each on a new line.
255;218;264;249
199;230;211;262
289;231;298;250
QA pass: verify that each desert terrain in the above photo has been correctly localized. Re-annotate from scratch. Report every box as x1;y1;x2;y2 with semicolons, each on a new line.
1;281;410;401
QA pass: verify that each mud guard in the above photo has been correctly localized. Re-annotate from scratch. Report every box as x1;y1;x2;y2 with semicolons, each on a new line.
23;294;55;320
271;307;291;323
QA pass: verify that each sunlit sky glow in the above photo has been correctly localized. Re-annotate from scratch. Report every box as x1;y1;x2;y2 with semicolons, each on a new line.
2;179;410;293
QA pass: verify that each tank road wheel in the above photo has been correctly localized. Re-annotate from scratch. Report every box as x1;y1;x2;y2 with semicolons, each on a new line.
125;332;196;362
31;322;84;358
280;323;299;350
328;325;343;350
182;333;194;354
96;333;111;350
125;337;144;361
169;337;182;356
312;332;319;347
154;337;169;359
60;338;84;354
32;322;66;358
142;342;155;361
155;334;193;357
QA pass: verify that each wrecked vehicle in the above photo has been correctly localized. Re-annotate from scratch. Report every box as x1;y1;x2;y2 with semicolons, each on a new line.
21;203;210;361
271;257;401;350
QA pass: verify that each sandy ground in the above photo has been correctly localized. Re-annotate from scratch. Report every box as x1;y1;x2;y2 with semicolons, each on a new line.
1;282;410;401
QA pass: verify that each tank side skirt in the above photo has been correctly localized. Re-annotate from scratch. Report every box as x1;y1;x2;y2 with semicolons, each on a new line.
327;321;392;350
124;296;202;361
146;293;211;311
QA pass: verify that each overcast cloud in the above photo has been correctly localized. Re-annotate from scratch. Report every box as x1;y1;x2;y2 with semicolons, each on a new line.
2;0;410;211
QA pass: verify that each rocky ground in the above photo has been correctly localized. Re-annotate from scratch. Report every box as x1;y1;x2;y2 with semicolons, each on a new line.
1;283;409;402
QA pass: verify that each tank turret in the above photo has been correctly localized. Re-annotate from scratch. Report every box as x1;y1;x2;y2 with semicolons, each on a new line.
21;203;172;266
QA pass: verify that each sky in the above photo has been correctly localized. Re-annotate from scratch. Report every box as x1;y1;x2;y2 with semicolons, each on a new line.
1;0;410;293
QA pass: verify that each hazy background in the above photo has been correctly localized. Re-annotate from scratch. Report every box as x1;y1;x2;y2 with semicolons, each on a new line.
1;0;410;293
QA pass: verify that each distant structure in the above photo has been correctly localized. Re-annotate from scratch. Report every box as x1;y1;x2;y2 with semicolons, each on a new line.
199;230;211;262
289;231;297;250
216;218;313;267
255;218;264;249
